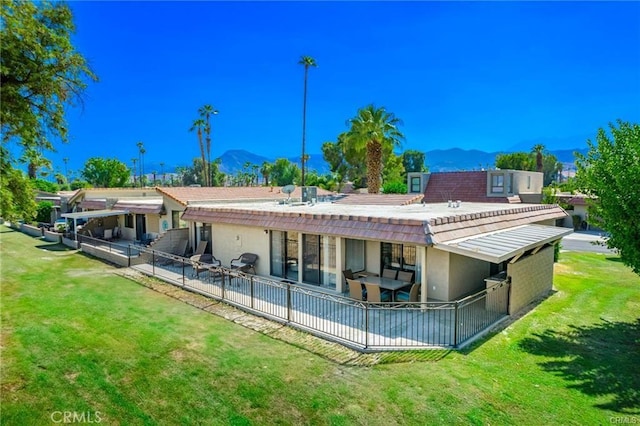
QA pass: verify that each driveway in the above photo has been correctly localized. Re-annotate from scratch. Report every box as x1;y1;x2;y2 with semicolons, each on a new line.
561;230;617;254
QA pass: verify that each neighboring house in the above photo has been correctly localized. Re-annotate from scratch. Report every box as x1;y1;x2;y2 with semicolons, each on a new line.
181;196;571;314
409;170;544;204
556;193;598;230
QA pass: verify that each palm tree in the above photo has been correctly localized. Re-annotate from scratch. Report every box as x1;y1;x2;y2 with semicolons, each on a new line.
131;158;137;187
190;118;207;185
199;104;219;186
63;157;69;181
136;141;145;188
345;105;405;194
260;161;273;186
298;55;317;187
159;162;165;186
532;144;545;173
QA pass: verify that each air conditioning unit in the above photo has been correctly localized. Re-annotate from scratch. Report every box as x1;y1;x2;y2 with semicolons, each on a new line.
302;186;317;203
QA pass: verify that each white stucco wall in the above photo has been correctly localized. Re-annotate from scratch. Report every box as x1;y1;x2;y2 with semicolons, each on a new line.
426;247;450;301
448;254;491;299
211;223;270;275
365;240;381;275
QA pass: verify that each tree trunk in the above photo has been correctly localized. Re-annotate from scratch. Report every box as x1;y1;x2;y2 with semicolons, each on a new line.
367;140;382;194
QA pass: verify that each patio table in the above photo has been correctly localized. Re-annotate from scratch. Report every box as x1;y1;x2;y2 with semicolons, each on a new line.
360;276;410;302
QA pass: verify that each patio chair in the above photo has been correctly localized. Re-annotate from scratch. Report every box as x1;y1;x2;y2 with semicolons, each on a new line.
346;278;366;301
193;240;208;256
396;283;419;303
230;253;258;274
382;268;397;279
190;253;222;278
364;281;391;303
397;270;414;284
343;269;355;286
104;229;113;241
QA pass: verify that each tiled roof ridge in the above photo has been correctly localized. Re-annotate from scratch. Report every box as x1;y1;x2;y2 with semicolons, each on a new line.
427;204;560;226
155;187;186;206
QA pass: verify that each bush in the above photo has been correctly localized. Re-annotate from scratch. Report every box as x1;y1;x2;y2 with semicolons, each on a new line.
382;181;407;194
35;201;53;224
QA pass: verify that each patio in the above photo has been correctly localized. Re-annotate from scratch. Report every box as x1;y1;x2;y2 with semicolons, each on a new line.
130;247;510;350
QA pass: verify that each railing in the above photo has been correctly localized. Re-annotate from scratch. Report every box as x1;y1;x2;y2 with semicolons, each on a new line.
120;246;510;351
71;232;143;257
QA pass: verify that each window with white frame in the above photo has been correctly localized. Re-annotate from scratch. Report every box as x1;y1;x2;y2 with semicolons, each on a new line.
491;174;504;194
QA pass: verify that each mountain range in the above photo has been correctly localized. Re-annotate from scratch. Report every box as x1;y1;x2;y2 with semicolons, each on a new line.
165;147;587;176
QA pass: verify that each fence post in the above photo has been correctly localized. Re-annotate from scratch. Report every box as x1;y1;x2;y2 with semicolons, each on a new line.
221;270;226;300
286;282;292;322
182;259;185;286
454;301;459;347
250;275;254;309
127;245;131;267
152;250;155;275
364;303;369;349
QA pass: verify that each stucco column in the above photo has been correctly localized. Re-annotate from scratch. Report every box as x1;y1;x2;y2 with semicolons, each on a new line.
297;233;303;282
335;237;344;293
418;246;427;303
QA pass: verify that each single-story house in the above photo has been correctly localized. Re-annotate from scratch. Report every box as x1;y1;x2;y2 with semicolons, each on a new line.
180;195;571;314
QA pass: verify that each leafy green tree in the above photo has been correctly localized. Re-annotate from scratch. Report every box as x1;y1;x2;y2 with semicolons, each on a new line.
1;0;98;159
576;120;640;275
33;178;59;193
382;181;408;194
81;157;130;188
270;158;300;186
35;201;54;223
298;55;317;186
0;165;37;221
343;105;404;193
70;179;91;190
382;153;405;187
495;150;561;186
495;152;535;171
402;150;427;173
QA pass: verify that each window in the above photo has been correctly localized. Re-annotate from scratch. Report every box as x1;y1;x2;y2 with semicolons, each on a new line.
527;176;531;189
381;242;416;271
410;176;422;193
491;174;504;194
125;214;134;228
270;231;298;281
506;173;513;194
345;239;365;272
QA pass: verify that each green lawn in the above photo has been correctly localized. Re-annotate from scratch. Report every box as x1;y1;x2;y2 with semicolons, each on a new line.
1;225;639;425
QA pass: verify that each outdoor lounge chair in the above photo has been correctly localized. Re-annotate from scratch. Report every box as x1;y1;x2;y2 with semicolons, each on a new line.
230;253;258;274
364;281;391;303
193;240;208;256
190;253;221;278
346;278;366;301
396;283;419;303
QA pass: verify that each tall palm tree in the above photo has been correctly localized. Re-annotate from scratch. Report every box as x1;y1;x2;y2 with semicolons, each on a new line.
159;161;165;186
345;105;404;194
63;157;69;181
532;144;545;173
136;141;145;188
199;104;219;187
190;118;207;185
298;55;317;187
131;158;137;187
260;161;273;186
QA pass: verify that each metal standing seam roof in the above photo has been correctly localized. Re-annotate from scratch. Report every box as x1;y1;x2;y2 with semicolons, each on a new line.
62;209;129;219
112;199;164;214
436;224;573;263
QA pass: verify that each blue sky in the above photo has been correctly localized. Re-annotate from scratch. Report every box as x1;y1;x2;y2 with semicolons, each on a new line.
51;1;640;172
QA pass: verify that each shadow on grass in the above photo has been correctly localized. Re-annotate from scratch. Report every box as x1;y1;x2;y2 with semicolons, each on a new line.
35;243;74;252
519;318;640;413
606;256;624;263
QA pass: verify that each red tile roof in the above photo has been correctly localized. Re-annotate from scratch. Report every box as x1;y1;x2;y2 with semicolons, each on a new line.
422;171;513;203
182;203;568;245
157;186;334;206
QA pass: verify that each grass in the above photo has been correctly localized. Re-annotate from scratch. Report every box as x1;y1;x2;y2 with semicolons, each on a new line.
1;225;639;425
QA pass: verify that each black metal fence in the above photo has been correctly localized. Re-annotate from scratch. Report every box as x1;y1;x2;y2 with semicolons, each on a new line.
107;245;510;350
